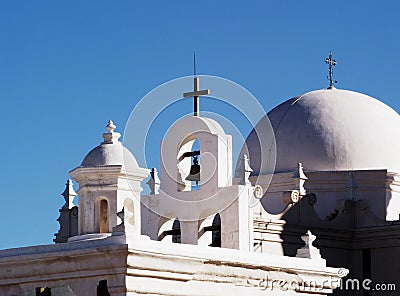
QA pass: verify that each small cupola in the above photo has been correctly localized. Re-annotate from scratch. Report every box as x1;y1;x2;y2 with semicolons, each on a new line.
70;121;149;238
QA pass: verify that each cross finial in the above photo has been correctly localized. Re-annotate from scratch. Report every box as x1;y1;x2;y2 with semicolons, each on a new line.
325;51;337;89
301;230;316;246
193;52;196;76
106;120;116;133
183;54;210;116
103;119;121;143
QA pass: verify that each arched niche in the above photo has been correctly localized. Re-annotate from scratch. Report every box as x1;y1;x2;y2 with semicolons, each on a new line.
123;198;135;227
95;197;110;233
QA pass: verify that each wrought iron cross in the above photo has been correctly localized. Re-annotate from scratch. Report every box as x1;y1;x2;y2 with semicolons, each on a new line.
183;53;210;116
325;52;337;89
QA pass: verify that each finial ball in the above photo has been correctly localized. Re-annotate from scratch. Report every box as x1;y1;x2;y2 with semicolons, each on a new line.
106;120;116;133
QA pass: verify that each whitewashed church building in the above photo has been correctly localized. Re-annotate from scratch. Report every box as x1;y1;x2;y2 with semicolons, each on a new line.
0;55;399;295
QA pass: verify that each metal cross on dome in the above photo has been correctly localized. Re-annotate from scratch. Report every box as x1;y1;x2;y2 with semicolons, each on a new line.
325;51;337;89
183;53;210;116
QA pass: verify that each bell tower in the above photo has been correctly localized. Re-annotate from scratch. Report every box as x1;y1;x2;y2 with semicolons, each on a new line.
70;121;149;240
141;77;255;250
160;115;233;194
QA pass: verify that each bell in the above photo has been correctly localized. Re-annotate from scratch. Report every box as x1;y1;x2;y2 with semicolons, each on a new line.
185;156;200;185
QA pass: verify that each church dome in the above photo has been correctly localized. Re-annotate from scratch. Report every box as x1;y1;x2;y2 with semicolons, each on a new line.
245;88;400;174
81;120;139;170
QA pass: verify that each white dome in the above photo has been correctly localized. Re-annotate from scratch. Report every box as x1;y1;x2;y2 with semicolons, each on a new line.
81;143;138;169
81;120;139;170
245;88;400;174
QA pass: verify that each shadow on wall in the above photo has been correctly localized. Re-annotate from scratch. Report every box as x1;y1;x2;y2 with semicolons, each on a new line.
20;285;77;295
278;193;398;296
19;279;111;295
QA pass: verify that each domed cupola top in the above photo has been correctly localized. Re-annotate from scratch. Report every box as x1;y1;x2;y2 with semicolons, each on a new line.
80;120;139;170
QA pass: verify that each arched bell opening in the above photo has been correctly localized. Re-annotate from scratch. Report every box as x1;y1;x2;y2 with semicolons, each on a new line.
158;217;181;243
172;218;181;243
210;214;221;247
177;137;201;191
198;213;221;247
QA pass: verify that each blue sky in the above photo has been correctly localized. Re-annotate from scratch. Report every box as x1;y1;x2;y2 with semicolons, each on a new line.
1;1;400;249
